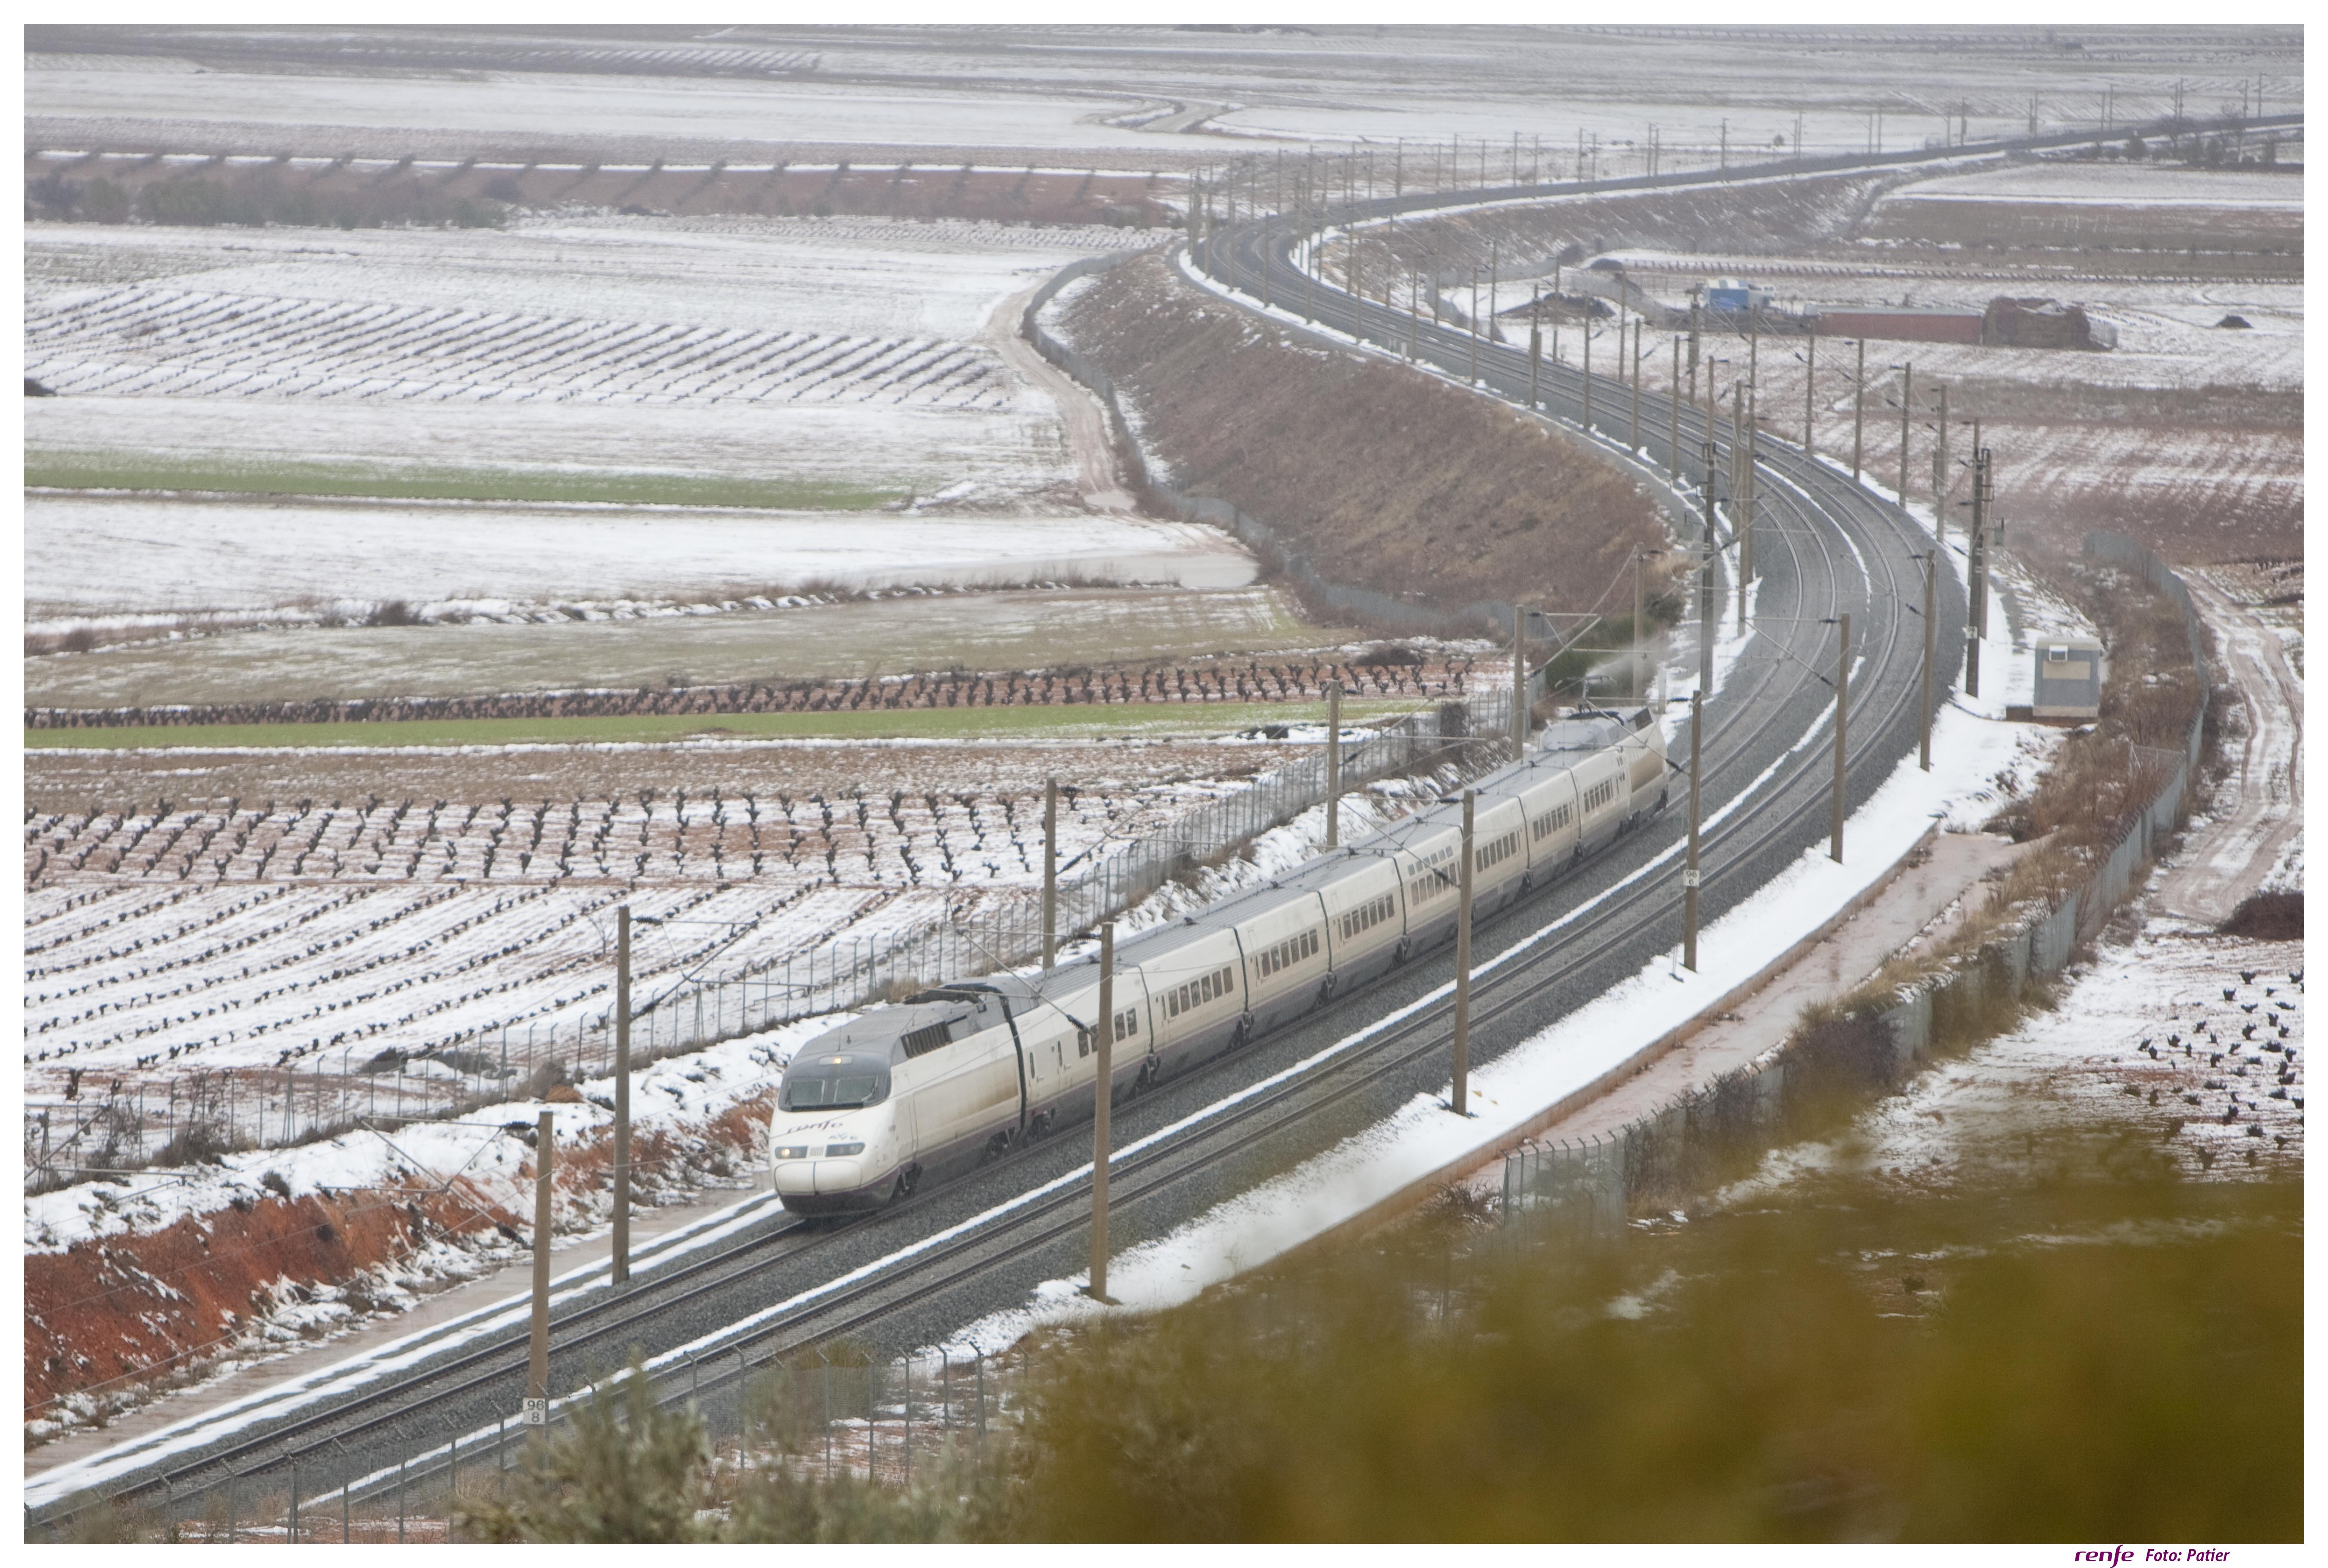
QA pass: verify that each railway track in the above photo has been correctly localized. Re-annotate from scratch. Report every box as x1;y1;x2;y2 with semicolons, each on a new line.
30;158;1967;1532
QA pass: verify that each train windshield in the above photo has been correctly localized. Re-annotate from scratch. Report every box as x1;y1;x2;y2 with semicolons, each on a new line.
780;1055;890;1111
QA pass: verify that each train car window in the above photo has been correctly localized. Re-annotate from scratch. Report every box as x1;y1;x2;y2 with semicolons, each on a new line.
779;1058;890;1110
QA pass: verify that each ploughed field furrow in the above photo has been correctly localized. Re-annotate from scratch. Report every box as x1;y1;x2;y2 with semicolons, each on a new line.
24;285;1016;410
25;659;1479;730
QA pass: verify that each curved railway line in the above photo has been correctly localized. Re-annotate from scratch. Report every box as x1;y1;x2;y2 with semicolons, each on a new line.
31;147;1980;1531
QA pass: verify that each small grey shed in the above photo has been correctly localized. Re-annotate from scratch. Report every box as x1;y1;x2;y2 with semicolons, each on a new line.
2032;637;2106;720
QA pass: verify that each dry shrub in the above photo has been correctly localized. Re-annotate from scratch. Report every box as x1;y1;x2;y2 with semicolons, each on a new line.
1057;254;1674;619
2221;891;2302;939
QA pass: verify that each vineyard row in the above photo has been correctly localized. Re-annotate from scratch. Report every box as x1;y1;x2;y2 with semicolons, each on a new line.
26;657;1478;730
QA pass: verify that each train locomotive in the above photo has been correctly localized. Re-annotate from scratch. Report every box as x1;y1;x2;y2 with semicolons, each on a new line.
769;706;1671;1214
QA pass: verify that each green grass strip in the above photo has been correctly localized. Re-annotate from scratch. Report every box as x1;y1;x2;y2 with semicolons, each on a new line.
25;449;903;512
25;698;1421;751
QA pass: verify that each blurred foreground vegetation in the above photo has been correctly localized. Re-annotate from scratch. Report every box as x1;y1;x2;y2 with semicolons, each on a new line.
1012;1173;2299;1541
439;1164;2296;1542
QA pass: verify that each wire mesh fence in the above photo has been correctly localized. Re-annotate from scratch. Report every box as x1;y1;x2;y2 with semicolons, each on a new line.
26;690;1518;1183
1505;530;2207;1228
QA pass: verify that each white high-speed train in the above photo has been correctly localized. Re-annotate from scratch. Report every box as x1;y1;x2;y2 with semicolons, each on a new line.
769;707;1670;1213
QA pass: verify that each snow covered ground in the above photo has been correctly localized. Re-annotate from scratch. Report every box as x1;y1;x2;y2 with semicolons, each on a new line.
22;218;1165;543
26;216;1150;358
24;395;1072;520
24;63;1234;156
23;493;1255;624
21;775;1438;1261
1723;924;2303;1197
1896;162;2304;208
28;26;2286;170
22;769;1282;1096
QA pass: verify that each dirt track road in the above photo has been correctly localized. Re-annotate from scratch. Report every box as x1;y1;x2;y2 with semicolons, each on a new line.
987;282;1143;515
2156;570;2304;924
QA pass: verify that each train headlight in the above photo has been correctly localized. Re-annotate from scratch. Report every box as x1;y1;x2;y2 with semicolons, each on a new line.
825;1141;866;1157
774;1145;811;1160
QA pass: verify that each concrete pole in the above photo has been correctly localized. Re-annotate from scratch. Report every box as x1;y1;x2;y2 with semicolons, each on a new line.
1898;361;1913;500
526;1110;553;1424
1325;680;1342;849
1468;266;1481;385
1687;288;1701;399
1512;609;1527;754
1971;417;1986;555
1668;335;1681;482
1734;380;1749;502
1747;379;1761;534
1966;444;1990;699
1582;319;1592;431
1831;612;1850;863
1704;344;1718;460
1088;922;1114;1301
1527;288;1541;410
1732;382;1749;625
1700;438;1718;696
1852;338;1865;482
1304;203;1317;322
1934;382;1950;522
1920;550;1936;771
1804;324;1816;454
1451;789;1474;1116
611;905;631;1285
1973;426;1989;635
1684;689;1702;971
1041;778;1058;970
1629;317;1643;451
1634;552;1648;703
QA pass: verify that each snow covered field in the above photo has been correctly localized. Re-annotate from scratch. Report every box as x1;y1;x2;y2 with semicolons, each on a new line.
1896;162;2304;208
23;493;1255;624
19;775;1440;1254
1757;927;2304;1191
24;62;1231;156
26;393;1073;522
27;216;1151;351
22;768;1268;1084
22;218;1163;533
28;26;2292;168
